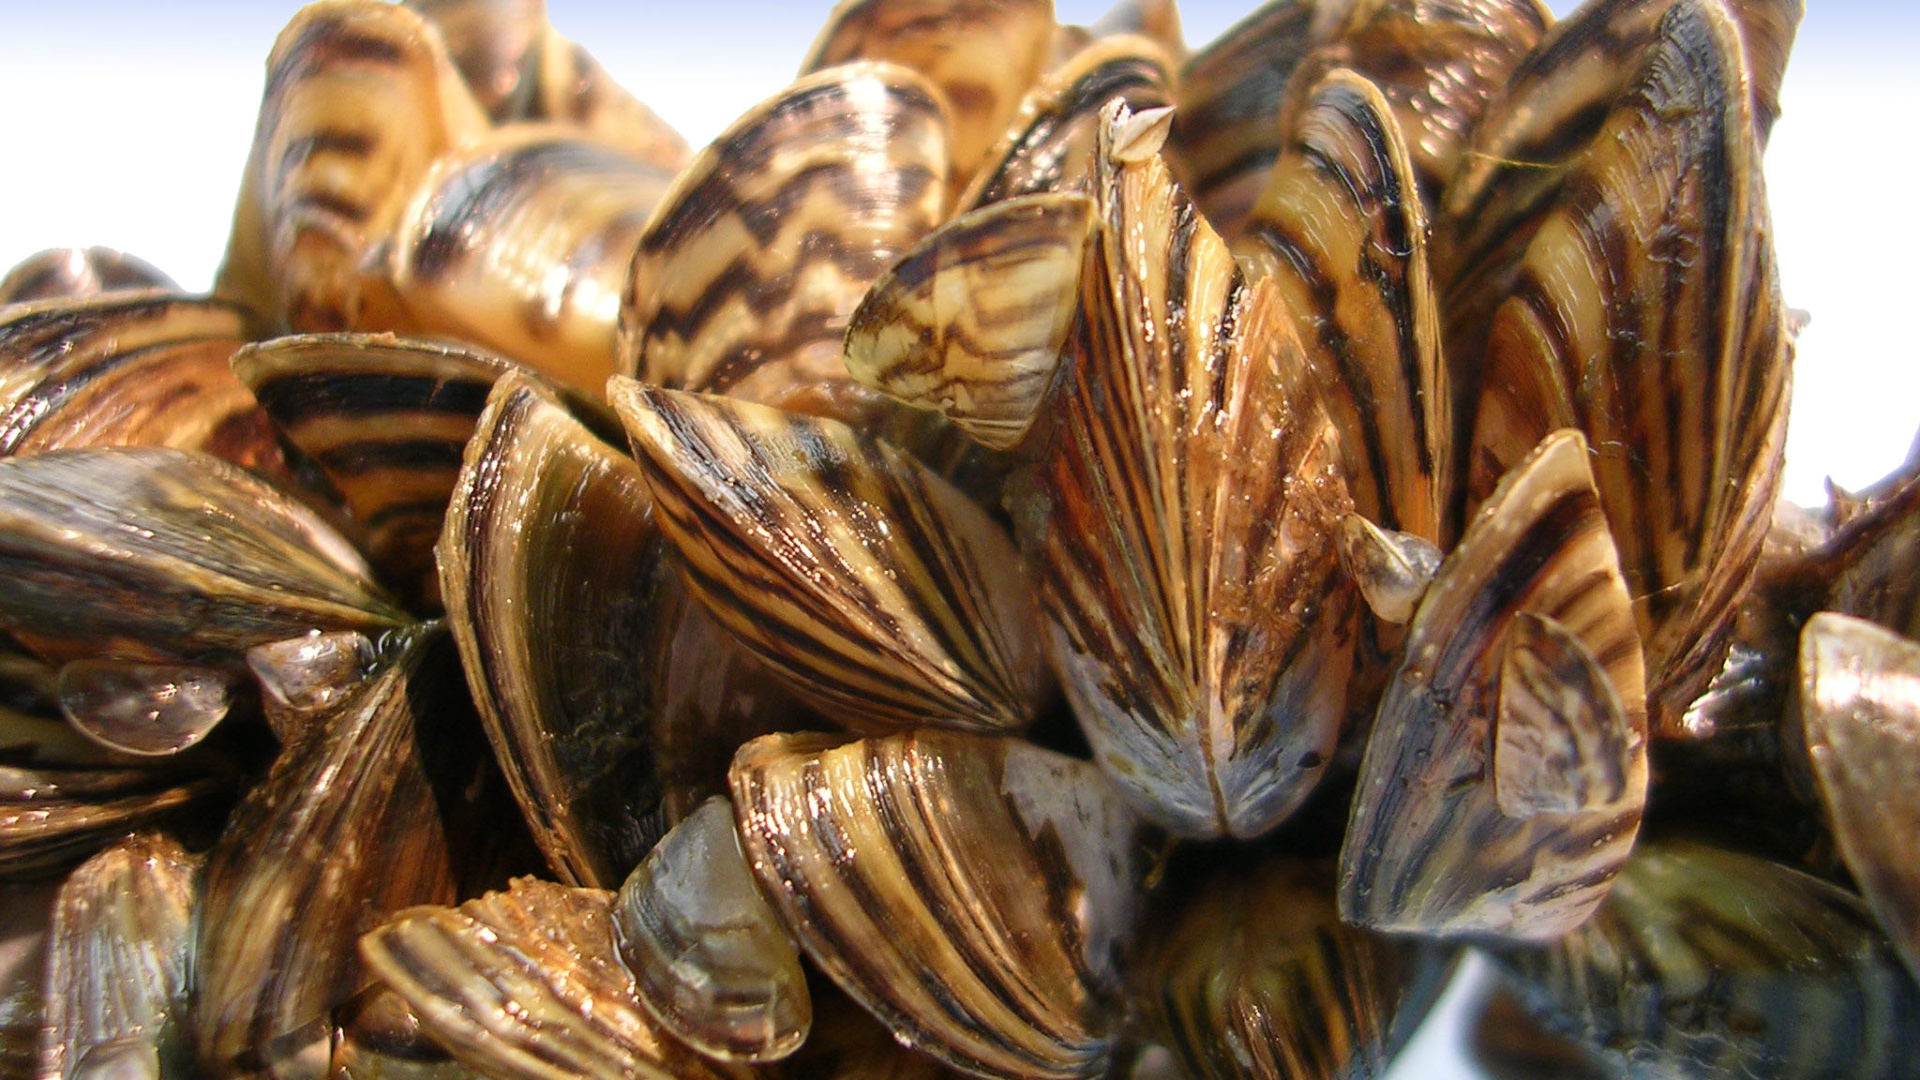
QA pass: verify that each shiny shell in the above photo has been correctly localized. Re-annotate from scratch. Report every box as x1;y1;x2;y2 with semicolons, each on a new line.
361;878;750;1080
619;62;949;424
1340;429;1648;940
611;796;810;1063
1028;101;1354;839
730;730;1147;1080
612;382;1047;734
0;248;175;306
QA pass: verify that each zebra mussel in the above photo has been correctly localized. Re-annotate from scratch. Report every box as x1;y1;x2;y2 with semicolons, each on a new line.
5;0;1913;1078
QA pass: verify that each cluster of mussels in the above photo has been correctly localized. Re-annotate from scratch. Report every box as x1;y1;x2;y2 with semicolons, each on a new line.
2;0;1913;1077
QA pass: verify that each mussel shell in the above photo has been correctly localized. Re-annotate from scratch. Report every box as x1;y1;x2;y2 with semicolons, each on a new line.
1340;429;1647;940
217;0;488;333
360;878;752;1080
611;797;810;1063
39;832;200;1080
612;383;1047;735
802;0;1054;197
1795;612;1920;985
0;765;222;881
195;625;463;1078
1029;101;1354;839
729;729;1147;1080
619;62;949;425
230;331;562;602
0;294;285;475
390;127;678;395
1462;0;1791;733
1133;856;1454;1080
0;447;404;665
1488;839;1920;1079
1237;69;1449;547
958;34;1174;211
843;192;1094;451
0;882;54;1079
403;0;546;121
0;248;175;307
440;371;687;887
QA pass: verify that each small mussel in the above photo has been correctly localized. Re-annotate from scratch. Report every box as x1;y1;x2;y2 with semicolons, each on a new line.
1487;839;1920;1079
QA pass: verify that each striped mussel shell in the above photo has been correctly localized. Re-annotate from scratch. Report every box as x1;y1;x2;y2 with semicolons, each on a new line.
618;62;949;425
0;294;287;478
441;371;798;888
38;832;199;1080
0;447;404;666
1458;0;1794;735
1487;839;1920;1079
844;192;1094;451
1794;612;1920;984
728;730;1149;1080
229;332;547;603
611;797;809;1063
1236;69;1449;549
1168;0;1547;241
360;877;752;1080
0;765;222;882
802;0;1055;199
1270;0;1550;210
1133;855;1454;1080
194;624;471;1079
1026;101;1354;839
389;126;680;395
0;247;175;307
772;983;972;1079
610;382;1048;735
1339;429;1648;941
404;0;691;168
957;32;1174;212
217;0;488;334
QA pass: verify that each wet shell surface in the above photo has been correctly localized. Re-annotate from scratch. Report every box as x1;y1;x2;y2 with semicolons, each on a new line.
1029;102;1354;839
1340;429;1647;940
729;730;1147;1080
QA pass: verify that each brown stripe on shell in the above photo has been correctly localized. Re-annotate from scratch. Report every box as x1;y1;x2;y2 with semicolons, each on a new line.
1165;0;1329;241
0;248;175;307
1029;100;1355;840
38;832;199;1080
0;294;286;477
195;626;462;1078
1281;0;1549;210
391;128;679;395
0;447;404;665
217;0;488;334
360;878;751;1080
1796;613;1920;986
1339;429;1648;941
844;192;1093;451
610;382;1046;734
525;29;691;170
958;35;1175;211
1135;857;1452;1080
1466;0;1791;734
230;332;549;604
619;63;949;426
802;0;1054;198
728;730;1146;1080
0;766;223;881
1436;0;1802;478
439;371;678;888
1487;840;1920;1079
1237;69;1450;547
